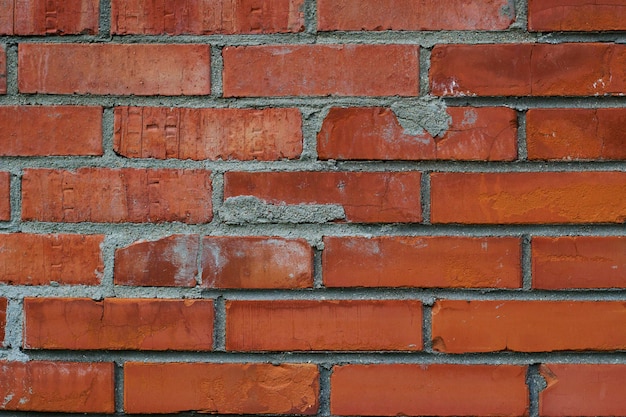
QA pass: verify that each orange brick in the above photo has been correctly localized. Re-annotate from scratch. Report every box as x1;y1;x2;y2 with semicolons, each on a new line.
431;43;626;97
24;298;214;350
539;364;626;416
223;44;419;97
323;236;521;288
224;171;422;223
111;0;305;34
0;361;114;413
527;108;626;160
331;364;528;416
19;44;211;95
532;236;626;289
114;107;302;161
202;236;313;289
226;300;422;351
0;233;104;285
318;0;514;31
430;172;626;224
124;362;319;414
21;168;212;224
529;0;626;31
318;107;517;161
115;235;200;287
0;106;102;156
0;172;9;221
0;0;99;35
432;300;626;353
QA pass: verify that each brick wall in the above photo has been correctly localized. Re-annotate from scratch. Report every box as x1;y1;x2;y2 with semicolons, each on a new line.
1;0;626;415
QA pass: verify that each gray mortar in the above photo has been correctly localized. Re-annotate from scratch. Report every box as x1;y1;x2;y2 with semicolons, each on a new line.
219;196;345;224
527;364;548;417
391;96;452;137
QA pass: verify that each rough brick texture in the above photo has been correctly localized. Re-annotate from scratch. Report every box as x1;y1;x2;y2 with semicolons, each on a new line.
0;233;104;285
0;361;114;413
529;0;626;31
24;298;214;350
223;44;419;97
318;107;518;161
0;106;102;156
331;364;528;416
226;300;422;351
318;0;515;31
114;107;302;160
19;44;211;95
0;172;9;221
124;362;319;414
22;168;212;223
0;45;5;94
0;299;6;344
111;0;305;34
0;0;99;35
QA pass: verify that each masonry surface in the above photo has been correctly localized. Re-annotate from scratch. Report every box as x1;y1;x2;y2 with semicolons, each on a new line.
0;0;626;416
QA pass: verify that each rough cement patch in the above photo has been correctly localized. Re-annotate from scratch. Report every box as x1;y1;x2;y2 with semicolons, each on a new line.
391;96;451;138
219;196;345;224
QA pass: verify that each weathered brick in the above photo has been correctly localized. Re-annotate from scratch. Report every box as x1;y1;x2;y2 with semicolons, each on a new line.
0;233;104;285
529;0;626;31
0;298;5;344
0;361;114;413
323;236;521;288
111;0;305;34
19;44;211;95
124;362;319;414
539;364;626;416
0;45;5;94
430;172;626;224
527;108;626;160
224;171;422;223
0;106;102;156
331;364;528;416
0;0;99;35
0;172;9;221
318;0;515;31
24;298;214;350
202;236;313;288
114;107;302;161
114;235;199;287
318;106;517;161
532;236;626;289
432;300;626;353
226;300;422;351
223;44;419;97
431;43;626;97
21;168;212;224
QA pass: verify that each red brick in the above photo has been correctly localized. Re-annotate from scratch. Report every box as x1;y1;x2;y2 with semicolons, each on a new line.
21;168;212;224
0;172;9;221
331;364;528;416
0;106;102;156
318;0;514;31
114;107;302;161
529;0;626;31
19;44;211;95
0;45;5;94
432;300;626;353
323;236;521;288
24;298;213;350
431;172;626;224
0;0;99;35
112;0;305;34
124;362;319;414
539;364;626;416
527;108;626;160
224;171;422;223
202;236;313;289
0;233;104;285
0;298;5;344
225;300;422;351
318;107;517;161
115;235;199;287
223;44;419;97
0;361;113;413
430;43;626;97
532;236;626;289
